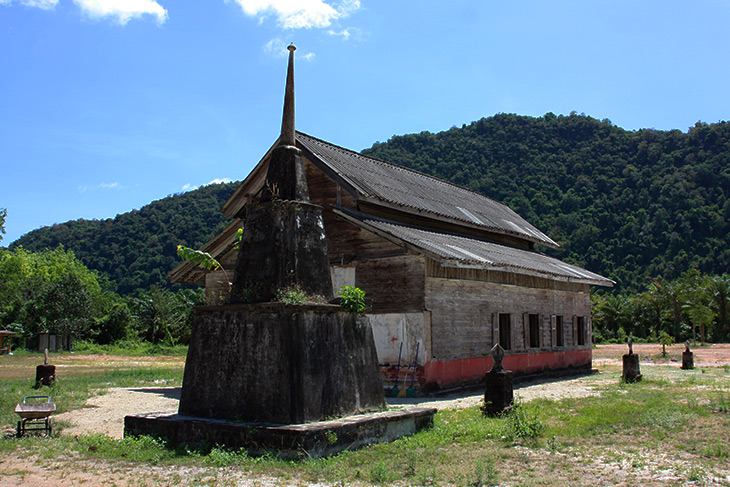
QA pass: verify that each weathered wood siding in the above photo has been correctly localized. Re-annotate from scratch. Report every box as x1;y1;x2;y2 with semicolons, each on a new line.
426;259;589;293
355;255;426;314
305;158;404;261
425;259;591;361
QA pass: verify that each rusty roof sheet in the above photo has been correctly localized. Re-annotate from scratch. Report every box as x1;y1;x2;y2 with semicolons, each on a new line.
337;209;613;286
296;132;558;248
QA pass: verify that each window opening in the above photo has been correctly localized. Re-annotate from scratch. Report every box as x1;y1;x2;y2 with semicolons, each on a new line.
528;313;540;348
576;316;585;346
499;313;511;350
556;315;564;347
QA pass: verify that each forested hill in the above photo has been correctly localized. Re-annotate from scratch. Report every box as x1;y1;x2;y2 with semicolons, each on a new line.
362;113;730;291
10;114;730;295
10;182;237;295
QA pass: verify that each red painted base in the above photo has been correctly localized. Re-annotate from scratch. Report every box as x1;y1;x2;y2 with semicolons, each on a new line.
421;349;592;390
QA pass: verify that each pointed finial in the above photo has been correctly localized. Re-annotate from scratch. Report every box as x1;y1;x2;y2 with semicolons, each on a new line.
280;43;296;147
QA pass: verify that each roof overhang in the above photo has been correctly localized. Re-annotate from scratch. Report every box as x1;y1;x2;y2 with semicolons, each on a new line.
333;207;614;287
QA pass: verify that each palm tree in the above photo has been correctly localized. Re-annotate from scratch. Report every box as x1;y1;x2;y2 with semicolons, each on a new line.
708;274;730;342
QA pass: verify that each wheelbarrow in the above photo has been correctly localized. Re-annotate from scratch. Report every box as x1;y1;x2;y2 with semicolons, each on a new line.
15;395;56;437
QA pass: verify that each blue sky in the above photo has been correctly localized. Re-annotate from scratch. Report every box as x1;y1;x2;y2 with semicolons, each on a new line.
2;0;730;245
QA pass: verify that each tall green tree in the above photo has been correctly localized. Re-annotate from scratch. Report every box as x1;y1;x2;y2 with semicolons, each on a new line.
0;246;109;339
0;208;6;244
708;274;730;342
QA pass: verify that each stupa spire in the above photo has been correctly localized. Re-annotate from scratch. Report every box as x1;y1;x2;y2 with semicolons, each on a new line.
280;43;296;147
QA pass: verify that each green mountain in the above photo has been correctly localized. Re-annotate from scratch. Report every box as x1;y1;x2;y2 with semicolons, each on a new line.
362;113;730;291
11;182;237;295
12;113;730;295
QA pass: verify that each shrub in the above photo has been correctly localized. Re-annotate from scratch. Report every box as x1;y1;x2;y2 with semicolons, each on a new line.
338;286;367;315
504;400;544;444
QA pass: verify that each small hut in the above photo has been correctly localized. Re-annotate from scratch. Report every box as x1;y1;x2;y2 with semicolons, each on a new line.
0;329;14;354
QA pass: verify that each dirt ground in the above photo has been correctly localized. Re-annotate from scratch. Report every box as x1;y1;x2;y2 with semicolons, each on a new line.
3;344;730;487
52;342;730;439
592;342;730;366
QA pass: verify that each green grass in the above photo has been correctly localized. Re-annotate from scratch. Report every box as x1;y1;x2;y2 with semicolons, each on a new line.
2;356;730;486
72;339;188;356
0;364;183;438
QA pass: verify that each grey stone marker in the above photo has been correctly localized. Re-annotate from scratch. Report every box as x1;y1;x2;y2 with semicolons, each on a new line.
35;348;56;388
482;344;514;416
681;340;694;370
622;337;642;383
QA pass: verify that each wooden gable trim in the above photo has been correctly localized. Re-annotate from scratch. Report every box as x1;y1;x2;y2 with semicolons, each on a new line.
220;139;281;219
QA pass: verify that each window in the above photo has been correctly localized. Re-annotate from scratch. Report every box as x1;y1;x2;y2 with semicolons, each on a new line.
528;314;540;348
555;315;564;347
576;316;585;346
499;313;511;350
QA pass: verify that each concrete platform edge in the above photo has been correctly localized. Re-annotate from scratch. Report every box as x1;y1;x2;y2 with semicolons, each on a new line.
124;407;436;459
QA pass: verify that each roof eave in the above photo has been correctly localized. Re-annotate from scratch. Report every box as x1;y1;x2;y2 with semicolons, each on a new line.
438;260;614;287
334;207;613;288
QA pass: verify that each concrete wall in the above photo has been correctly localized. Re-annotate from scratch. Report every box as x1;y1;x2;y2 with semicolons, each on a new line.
369;312;429;366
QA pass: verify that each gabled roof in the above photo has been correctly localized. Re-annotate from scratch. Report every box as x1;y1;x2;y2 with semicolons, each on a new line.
296;132;559;248
220;132;558;249
335;208;614;287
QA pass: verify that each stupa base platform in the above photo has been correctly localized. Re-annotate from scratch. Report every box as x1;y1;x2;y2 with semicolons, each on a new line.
124;406;436;459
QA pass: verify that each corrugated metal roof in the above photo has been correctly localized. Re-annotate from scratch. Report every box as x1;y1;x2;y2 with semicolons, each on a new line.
336;209;613;287
296;132;558;248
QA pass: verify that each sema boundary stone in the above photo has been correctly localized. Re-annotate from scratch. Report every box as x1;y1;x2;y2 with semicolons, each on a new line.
622;353;642;383
482;370;514;416
125;407;436;459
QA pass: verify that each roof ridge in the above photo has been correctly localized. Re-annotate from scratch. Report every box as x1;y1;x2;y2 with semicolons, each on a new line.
295;130;511;208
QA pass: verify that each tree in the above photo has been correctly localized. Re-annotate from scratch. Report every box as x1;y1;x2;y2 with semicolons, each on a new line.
131;286;204;345
0;246;110;341
708;274;730;342
659;331;675;357
0;208;6;244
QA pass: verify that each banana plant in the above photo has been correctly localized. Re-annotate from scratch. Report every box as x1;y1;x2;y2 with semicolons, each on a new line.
177;228;243;292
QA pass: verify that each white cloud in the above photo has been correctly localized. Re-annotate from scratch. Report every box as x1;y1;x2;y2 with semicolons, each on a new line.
182;178;233;192
77;181;125;193
73;0;168;25
327;26;365;41
230;0;359;29
208;178;233;185
98;181;122;189
24;0;58;9
3;0;60;9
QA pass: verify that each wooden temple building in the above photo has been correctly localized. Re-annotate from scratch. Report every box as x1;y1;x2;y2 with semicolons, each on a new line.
170;53;613;393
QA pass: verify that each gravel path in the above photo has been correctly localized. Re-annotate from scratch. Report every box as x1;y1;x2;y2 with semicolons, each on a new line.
55;374;605;439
